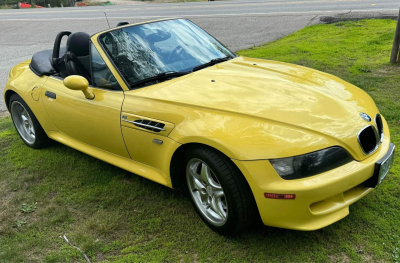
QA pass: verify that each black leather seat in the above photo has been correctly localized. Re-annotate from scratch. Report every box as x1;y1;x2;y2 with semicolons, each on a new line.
30;47;66;76
63;32;91;79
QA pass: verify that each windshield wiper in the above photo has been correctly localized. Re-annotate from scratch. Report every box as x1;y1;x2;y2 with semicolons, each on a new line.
130;71;191;88
192;56;231;72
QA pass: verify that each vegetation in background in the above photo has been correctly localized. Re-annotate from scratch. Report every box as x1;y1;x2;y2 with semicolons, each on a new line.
0;0;17;8
82;0;114;6
34;0;69;7
0;4;13;8
1;19;400;262
0;0;68;8
144;0;214;3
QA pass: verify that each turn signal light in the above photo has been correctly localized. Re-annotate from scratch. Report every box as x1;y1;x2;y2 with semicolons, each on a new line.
264;193;296;199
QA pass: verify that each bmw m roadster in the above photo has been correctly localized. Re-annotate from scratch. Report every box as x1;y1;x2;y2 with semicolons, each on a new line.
3;18;395;235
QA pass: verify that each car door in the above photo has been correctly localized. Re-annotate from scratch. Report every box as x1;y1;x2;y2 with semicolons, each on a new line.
41;43;130;159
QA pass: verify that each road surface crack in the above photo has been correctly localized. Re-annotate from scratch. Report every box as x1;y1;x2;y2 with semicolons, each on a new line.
307;14;319;26
337;9;352;16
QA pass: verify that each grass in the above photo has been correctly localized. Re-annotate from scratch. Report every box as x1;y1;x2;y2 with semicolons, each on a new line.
1;19;400;262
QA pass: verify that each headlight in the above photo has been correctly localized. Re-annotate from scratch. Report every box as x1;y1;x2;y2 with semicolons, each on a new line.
269;147;353;180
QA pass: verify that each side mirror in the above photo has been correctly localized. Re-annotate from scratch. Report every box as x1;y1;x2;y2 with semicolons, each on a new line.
63;75;95;100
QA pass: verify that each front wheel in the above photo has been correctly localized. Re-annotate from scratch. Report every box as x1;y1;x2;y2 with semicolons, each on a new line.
9;94;50;149
185;146;258;235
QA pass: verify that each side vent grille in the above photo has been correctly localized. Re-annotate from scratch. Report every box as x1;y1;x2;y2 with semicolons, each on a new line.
375;114;384;142
133;119;166;132
357;125;379;155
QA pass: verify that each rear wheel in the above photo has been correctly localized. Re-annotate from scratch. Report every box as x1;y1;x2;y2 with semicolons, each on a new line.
9;94;50;149
185;146;258;235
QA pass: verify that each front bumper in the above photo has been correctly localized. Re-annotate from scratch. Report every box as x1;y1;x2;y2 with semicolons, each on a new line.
233;126;393;231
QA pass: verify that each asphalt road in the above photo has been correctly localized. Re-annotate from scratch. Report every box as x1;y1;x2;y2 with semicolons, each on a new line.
0;0;399;112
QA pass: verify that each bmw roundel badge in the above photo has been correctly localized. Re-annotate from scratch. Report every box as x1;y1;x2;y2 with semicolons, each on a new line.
360;112;371;122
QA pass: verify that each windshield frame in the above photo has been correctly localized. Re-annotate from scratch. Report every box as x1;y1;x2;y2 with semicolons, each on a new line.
96;18;237;90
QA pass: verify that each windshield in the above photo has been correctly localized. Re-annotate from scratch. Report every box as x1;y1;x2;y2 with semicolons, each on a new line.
98;19;235;88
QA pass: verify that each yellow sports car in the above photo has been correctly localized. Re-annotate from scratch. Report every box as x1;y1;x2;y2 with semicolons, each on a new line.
3;18;395;235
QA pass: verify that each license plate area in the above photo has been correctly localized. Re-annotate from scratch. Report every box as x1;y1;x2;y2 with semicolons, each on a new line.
363;143;395;188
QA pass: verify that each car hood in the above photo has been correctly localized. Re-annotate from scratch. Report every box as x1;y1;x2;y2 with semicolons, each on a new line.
134;56;379;159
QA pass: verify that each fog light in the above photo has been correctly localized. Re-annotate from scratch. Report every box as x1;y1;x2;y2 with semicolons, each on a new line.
264;193;296;199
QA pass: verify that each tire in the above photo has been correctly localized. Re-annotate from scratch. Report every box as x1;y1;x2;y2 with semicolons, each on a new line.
9;94;50;149
185;146;258;235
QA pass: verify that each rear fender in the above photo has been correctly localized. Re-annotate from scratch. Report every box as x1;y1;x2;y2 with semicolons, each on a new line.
4;61;56;131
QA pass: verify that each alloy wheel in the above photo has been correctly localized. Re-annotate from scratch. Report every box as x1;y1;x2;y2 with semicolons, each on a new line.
186;158;228;226
11;101;36;144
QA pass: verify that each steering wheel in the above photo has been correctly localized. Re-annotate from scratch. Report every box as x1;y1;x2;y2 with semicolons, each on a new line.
167;45;183;64
114;54;138;74
105;71;117;84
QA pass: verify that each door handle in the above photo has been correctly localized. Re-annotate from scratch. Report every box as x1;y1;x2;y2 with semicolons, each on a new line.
45;91;56;99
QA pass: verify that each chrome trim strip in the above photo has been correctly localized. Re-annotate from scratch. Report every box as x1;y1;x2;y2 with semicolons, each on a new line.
122;119;166;131
357;125;379;155
374;114;384;143
380;143;395;164
377;143;395;185
152;139;164;145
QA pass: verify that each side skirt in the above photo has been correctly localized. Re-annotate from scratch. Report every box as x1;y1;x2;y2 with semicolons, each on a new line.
46;130;173;188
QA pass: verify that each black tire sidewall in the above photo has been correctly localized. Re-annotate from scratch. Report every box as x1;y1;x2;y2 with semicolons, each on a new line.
185;147;254;235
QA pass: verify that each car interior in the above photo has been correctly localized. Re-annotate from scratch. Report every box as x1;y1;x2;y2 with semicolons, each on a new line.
29;23;173;82
29;26;181;89
30;31;92;81
30;29;124;91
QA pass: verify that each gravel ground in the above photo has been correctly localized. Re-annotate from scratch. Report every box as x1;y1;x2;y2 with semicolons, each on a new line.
0;111;9;117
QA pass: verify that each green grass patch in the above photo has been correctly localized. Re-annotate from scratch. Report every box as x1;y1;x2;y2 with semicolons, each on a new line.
1;19;400;262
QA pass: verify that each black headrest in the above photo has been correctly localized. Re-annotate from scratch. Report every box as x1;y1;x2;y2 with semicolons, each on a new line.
66;32;90;57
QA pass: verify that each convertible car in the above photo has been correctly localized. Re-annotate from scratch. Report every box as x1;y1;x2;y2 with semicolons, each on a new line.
3;18;395;235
